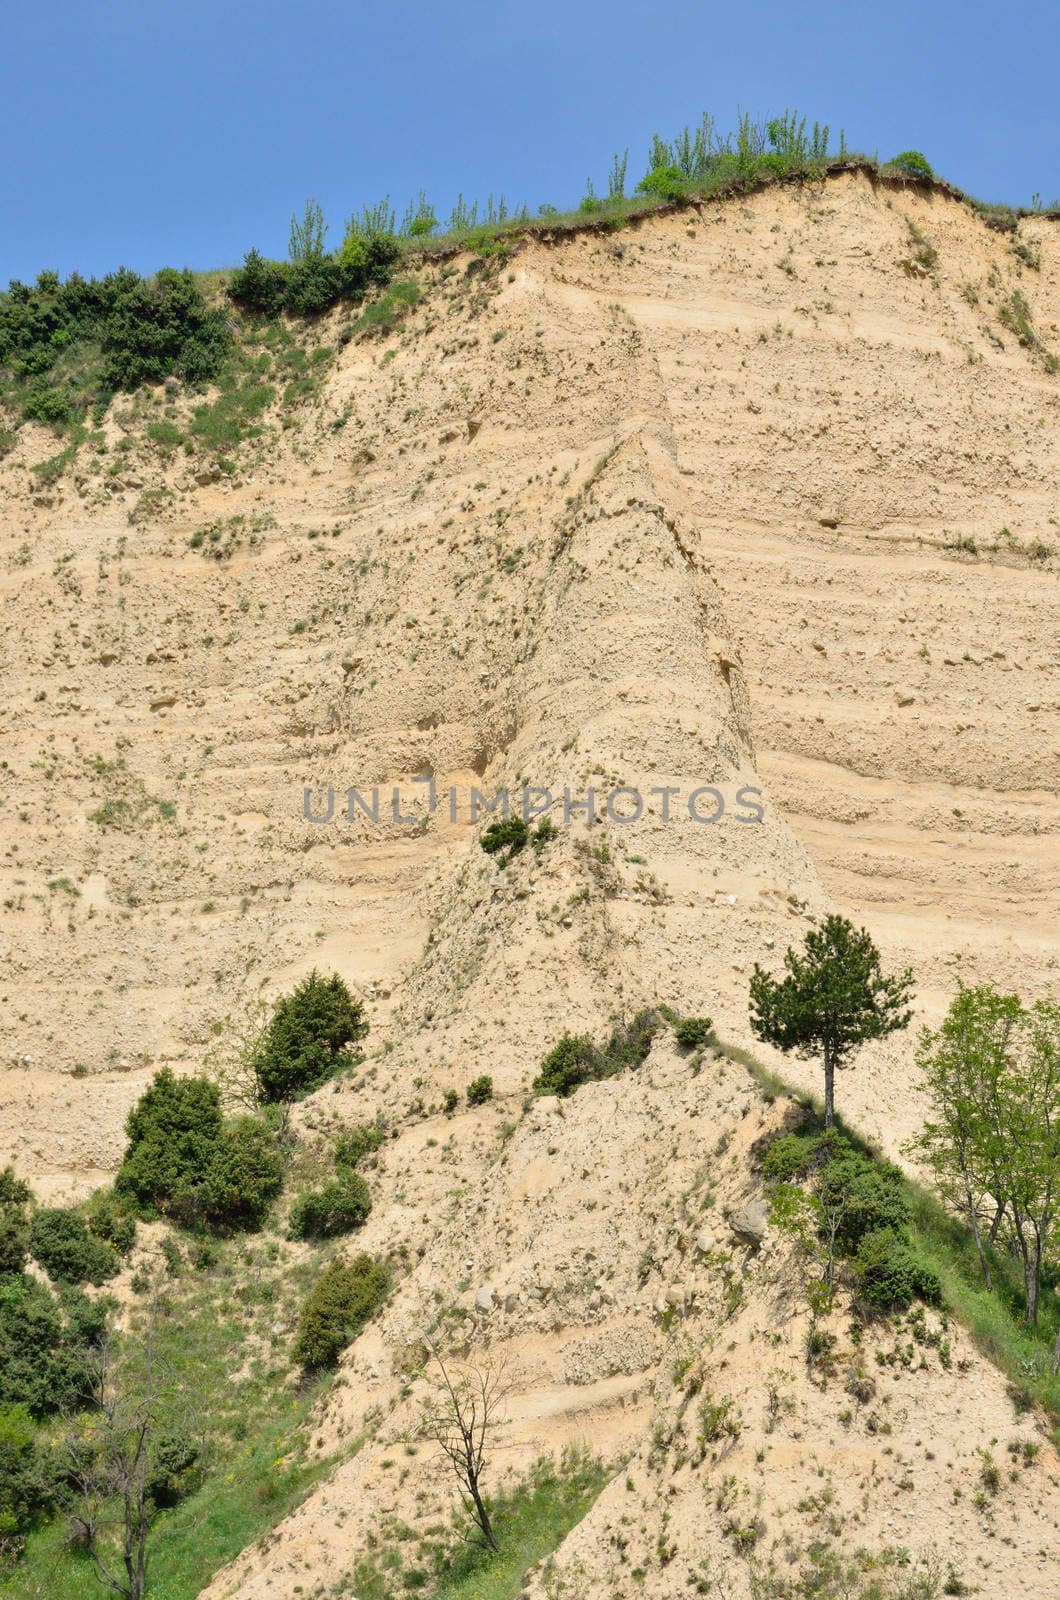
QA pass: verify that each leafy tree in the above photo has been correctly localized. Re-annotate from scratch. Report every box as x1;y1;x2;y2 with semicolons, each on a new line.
252;972;366;1104
905;985;1022;1290
293;1255;391;1370
888;150;934;179
289;198;328;261
749;916;913;1127
908;987;1060;1325
466;1075;493;1107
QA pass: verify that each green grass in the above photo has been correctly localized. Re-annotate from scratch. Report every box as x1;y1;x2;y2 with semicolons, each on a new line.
720;1035;1060;1434
344;1450;610;1600
4;1235;345;1600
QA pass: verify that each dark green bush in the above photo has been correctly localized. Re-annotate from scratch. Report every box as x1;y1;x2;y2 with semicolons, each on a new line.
228;249;288;316
0;1215;27;1280
116;1070;282;1233
173;1116;284;1233
0;1172;31;1281
0;1405;58;1538
252;972;366;1104
0;1276;103;1417
888;150;934;180
97;267;230;392
480;815;558;863
819;1152;910;1254
0;1172;30;1209
282;255;345;318
228;229;400;322
761;1131;819;1183
28;1209;118;1286
467;1075;493;1106
853;1229;941;1311
673;1016;714;1051
115;1068;225;1214
289;1172;371;1241
479;814;525;856
334;1123;385;1170
145;1431;200;1508
0;266;229;431
293;1255;391;1370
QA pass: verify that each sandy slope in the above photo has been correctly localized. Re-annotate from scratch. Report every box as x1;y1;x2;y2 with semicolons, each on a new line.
0;170;1058;1593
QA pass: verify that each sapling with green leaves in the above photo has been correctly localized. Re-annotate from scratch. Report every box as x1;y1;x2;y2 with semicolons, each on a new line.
749;916;913;1128
908;985;1060;1326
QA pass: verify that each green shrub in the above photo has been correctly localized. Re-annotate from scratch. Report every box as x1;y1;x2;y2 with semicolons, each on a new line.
480;816;529;861
534;1010;661;1097
0;1172;30;1281
820;1152;910;1254
289;1173;371;1240
293;1255;391;1370
252;972;366;1104
116;1070;282;1232
0;1215;27;1280
0;1172;29;1209
354;277;421;336
761;1131;819;1182
0;1405;58;1537
467;1075;493;1107
173;1116;284;1233
145;1430;200;1508
853;1228;941;1312
887;149;934;180
228;249;288;316
533;1033;600;1097
0;1276;104;1417
115;1068;225;1214
334;1123;385;1170
84;1191;137;1256
673;1016;713;1051
282;255;345;318
28;1209;118;1286
636;165;690;201
600;1009;662;1073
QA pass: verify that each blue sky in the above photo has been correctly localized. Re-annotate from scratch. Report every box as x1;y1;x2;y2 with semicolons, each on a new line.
2;0;1058;284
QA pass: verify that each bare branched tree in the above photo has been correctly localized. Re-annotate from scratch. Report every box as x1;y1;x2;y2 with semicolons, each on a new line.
62;1327;185;1600
420;1347;507;1551
201;996;270;1114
